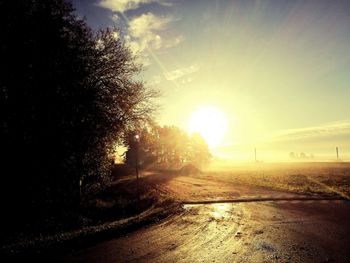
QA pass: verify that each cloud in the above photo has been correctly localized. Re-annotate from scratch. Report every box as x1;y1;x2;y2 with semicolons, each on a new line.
271;120;350;142
98;0;171;13
98;1;182;65
164;64;199;81
164;35;184;49
125;13;173;53
129;13;168;38
181;77;193;84
111;14;120;23
123;13;183;67
148;75;162;86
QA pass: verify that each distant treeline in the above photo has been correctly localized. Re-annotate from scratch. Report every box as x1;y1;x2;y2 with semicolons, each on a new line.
124;125;211;168
289;152;315;160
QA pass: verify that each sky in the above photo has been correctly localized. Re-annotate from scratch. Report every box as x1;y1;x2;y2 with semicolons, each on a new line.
72;0;350;161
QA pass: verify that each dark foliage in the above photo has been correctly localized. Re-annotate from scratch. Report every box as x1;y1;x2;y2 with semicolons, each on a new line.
124;125;211;168
0;0;157;234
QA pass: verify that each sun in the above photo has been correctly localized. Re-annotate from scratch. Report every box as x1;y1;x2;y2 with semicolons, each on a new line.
188;106;227;148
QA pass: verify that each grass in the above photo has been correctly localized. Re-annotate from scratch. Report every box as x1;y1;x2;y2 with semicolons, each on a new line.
1;164;180;258
1;199;179;259
204;162;350;199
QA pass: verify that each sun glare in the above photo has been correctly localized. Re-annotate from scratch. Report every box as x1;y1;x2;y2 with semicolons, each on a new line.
188;106;227;148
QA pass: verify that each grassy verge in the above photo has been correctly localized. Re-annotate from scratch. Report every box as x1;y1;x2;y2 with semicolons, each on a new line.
1;197;180;259
1;166;181;259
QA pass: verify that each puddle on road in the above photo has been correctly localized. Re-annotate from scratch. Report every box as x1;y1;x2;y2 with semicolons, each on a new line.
211;203;231;219
183;203;233;220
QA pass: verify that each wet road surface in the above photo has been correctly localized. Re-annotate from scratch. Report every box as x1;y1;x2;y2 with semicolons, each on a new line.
62;199;350;262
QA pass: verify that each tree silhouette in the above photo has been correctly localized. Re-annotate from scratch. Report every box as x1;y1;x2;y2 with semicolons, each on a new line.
188;132;212;167
1;0;95;225
124;125;211;168
289;152;296;159
82;28;159;186
0;0;158;231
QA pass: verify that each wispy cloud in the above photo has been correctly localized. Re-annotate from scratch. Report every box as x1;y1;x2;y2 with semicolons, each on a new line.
164;64;199;81
121;13;183;66
98;0;183;66
148;75;162;86
164;35;184;49
147;64;198;86
111;14;120;23
98;0;171;13
125;13;173;53
271;120;350;142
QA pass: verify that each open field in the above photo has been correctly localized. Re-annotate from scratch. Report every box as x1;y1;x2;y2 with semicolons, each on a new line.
204;162;350;199
139;162;350;202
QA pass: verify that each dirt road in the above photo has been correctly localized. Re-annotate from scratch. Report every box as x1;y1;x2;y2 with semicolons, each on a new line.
63;199;350;262
62;165;350;262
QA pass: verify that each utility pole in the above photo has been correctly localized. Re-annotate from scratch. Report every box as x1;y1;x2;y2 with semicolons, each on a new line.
135;134;141;212
254;148;257;162
79;178;82;202
336;146;339;161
